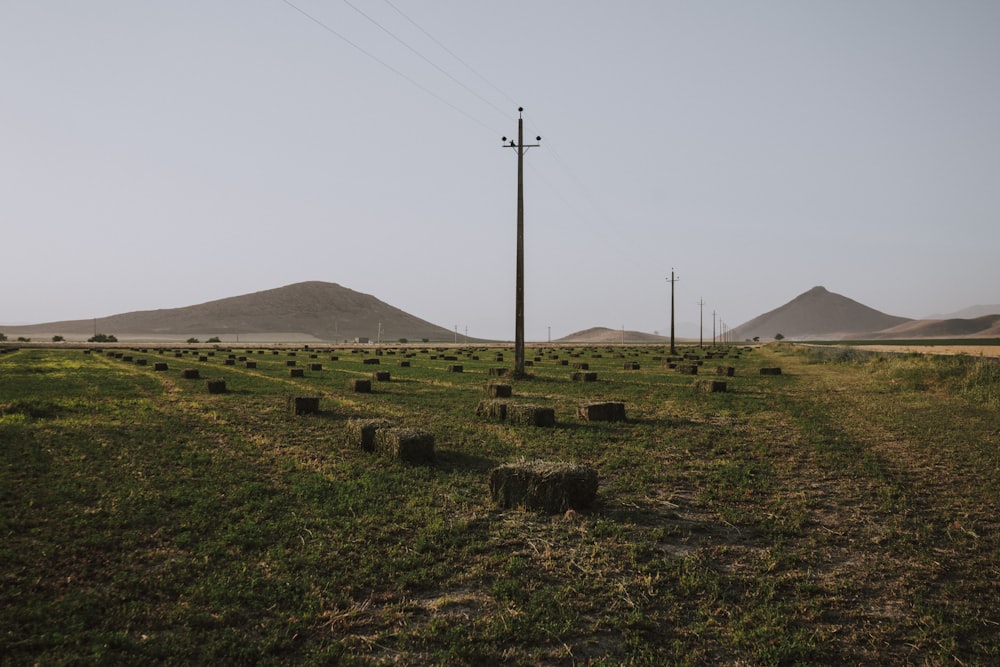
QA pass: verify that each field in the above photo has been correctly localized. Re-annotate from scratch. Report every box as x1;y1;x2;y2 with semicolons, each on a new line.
2;343;998;665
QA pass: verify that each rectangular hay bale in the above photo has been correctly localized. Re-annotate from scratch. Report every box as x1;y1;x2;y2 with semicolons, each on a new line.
485;383;512;398
488;461;598;513
476;399;508;421
508;404;556;427
694;379;727;393
374;427;435;463
288;396;320;415
346;418;391;452
577;401;626;422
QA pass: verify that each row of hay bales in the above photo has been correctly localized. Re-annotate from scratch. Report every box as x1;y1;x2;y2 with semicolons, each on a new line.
340;412;599;513
476;381;627;427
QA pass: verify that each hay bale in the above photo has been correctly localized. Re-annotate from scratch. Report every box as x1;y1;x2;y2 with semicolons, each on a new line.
476;399;508;421
351;378;372;393
286;360;297;367
489;367;508;377
485;383;512;398
716;366;735;376
154;362;169;371
508;404;556;427
572;362;590;370
577;401;626;422
373;370;391;381
182;369;200;379
289;368;304;377
374;428;435;463
310;363;323;371
245;361;257;369
488;461;598;513
135;359;147;366
346;418;391;452
288;396;320;415
206;378;227;394
363;358;380;365
677;364;699;375
623;362;640;370
760;367;783;375
398;360;411;367
570;371;598;382
224;359;235;366
448;364;464;373
694;379;727;393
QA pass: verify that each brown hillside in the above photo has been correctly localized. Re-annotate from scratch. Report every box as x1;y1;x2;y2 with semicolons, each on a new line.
2;282;459;343
844;314;1000;340
556;327;671;344
730;286;911;341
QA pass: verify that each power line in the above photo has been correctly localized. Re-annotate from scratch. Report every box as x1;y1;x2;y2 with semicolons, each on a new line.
340;0;510;121
380;0;519;111
278;0;496;134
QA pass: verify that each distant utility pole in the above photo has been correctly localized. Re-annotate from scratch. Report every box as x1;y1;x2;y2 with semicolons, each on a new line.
712;310;716;347
698;298;705;349
502;107;540;378
666;269;679;356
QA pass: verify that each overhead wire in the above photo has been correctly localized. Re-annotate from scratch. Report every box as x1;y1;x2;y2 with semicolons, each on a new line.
379;0;519;111
278;0;496;134
279;0;619;248
340;0;510;122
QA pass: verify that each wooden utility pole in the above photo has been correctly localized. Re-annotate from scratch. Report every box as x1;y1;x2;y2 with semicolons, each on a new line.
712;310;716;347
698;298;705;349
667;269;679;356
502;108;540;377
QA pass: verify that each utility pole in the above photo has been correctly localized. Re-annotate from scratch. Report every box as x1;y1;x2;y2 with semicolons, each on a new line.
697;299;705;349
712;310;716;347
502;107;540;378
666;269;679;356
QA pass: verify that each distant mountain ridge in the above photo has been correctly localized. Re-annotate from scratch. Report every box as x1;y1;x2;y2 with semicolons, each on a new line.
730;286;911;341
555;327;670;344
843;314;1000;340
1;281;459;343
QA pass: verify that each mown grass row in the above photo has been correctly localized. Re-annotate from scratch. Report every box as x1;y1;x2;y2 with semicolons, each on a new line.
2;343;997;665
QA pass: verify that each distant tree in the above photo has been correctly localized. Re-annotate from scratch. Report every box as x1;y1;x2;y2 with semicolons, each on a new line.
753;337;760;343
16;337;31;342
206;336;221;343
0;332;6;341
88;333;117;343
398;338;408;344
52;335;65;342
187;337;200;344
422;338;429;343
774;333;785;341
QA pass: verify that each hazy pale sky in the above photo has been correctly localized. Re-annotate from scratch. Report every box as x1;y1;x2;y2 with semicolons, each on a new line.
3;1;998;340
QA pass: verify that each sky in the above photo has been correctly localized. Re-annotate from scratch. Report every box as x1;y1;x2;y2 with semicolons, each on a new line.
2;1;999;341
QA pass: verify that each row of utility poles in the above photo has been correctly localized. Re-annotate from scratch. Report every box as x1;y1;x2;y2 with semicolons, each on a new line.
504;109;735;375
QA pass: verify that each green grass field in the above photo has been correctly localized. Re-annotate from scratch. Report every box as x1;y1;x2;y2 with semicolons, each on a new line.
2;343;998;665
